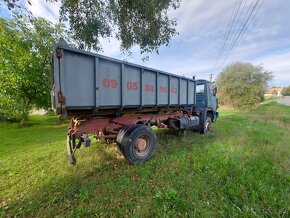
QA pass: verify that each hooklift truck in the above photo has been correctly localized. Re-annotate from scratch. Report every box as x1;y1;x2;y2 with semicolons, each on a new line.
51;42;219;165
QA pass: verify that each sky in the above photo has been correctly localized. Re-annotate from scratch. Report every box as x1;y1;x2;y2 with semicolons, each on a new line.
1;0;290;87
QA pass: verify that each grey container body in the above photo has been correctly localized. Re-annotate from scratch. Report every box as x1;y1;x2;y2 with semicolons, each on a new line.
51;44;196;114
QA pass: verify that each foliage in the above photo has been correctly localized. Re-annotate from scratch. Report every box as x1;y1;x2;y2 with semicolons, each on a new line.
1;102;290;216
282;85;290;96
2;0;181;55
216;62;273;111
0;16;69;122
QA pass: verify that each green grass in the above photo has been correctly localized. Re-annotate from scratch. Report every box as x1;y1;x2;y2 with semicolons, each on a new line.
1;101;290;217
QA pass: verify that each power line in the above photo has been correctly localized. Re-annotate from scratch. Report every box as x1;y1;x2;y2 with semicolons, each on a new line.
219;0;249;65
209;73;214;82
213;0;248;72
219;0;261;70
212;0;242;72
212;0;263;74
212;0;239;71
223;0;265;67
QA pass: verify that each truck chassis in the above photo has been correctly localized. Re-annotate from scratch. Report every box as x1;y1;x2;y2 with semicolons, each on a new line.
67;108;213;164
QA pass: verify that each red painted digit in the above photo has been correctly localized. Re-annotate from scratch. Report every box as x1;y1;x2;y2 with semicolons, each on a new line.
103;79;118;88
133;82;138;90
145;84;149;92
160;86;167;93
111;79;117;88
145;84;154;92
103;79;110;88
127;81;138;90
171;87;177;94
127;81;132;89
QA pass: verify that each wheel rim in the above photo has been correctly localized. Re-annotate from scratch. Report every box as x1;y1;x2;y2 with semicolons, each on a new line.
134;135;151;157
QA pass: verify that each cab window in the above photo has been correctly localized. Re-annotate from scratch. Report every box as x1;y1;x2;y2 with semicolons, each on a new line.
196;84;205;94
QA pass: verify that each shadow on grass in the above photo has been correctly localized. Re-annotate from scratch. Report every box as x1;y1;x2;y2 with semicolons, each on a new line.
3;128;211;217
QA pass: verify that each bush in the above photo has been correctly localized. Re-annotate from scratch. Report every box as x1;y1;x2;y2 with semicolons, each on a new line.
216;62;273;111
0;96;29;122
282;86;290;96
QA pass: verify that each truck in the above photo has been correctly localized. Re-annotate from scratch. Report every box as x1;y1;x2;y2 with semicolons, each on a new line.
51;41;219;165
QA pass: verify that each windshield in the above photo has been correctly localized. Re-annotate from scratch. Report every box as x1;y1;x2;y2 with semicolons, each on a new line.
196;84;205;94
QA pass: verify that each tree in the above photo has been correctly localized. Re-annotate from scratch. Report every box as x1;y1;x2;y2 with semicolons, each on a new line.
282;86;290;96
0;16;69;122
216;62;273;111
2;0;181;55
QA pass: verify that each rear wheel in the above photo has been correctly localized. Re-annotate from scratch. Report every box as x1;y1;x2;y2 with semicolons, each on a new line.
116;125;135;155
117;124;157;164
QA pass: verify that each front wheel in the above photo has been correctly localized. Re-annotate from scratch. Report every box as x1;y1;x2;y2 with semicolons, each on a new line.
117;125;157;164
201;116;212;134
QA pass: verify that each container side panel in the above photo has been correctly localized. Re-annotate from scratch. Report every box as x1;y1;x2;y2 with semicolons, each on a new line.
188;81;195;104
62;51;95;107
180;79;187;104
170;77;179;105
158;74;169;105
98;59;121;107
143;70;156;106
123;65;141;106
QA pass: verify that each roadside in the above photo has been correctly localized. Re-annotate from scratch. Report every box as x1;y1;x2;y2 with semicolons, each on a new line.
277;96;290;106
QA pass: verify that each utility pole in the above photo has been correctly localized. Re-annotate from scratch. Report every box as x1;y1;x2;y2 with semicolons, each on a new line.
209;74;214;82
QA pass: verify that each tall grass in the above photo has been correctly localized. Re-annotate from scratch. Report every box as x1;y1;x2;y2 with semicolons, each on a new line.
0;101;289;217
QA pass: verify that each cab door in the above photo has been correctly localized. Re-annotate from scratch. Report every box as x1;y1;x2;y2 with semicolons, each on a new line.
208;82;218;111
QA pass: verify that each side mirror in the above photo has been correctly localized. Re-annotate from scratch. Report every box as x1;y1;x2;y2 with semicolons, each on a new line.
213;87;217;96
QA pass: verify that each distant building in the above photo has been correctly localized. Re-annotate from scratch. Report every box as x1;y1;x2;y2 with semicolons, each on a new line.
264;87;283;97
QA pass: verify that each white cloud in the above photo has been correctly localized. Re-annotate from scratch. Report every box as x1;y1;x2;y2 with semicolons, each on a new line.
99;37;122;57
254;51;290;81
169;0;231;34
25;0;60;23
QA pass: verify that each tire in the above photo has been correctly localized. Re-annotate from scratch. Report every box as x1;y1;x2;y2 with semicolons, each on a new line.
117;124;157;164
116;125;136;155
201;116;212;134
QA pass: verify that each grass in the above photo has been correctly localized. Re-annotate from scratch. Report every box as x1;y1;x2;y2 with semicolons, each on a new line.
0;101;290;217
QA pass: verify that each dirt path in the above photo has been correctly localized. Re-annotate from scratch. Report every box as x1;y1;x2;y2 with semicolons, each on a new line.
277;96;290;106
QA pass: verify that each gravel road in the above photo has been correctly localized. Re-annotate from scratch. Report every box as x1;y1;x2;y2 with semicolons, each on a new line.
277;96;290;106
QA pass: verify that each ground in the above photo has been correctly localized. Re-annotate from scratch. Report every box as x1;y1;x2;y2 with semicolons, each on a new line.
0;101;290;217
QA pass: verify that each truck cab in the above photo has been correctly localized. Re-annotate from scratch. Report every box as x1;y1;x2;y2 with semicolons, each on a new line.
195;79;219;122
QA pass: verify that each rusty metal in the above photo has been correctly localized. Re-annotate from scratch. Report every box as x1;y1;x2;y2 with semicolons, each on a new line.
58;91;66;104
68;111;184;140
56;48;63;59
135;137;148;156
